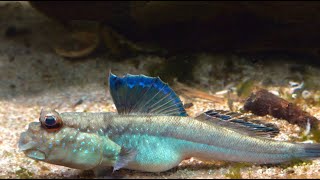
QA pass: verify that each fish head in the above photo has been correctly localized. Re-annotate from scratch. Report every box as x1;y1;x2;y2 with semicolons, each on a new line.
19;108;104;170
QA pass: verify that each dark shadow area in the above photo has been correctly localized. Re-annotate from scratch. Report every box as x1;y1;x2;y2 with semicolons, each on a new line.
2;1;320;101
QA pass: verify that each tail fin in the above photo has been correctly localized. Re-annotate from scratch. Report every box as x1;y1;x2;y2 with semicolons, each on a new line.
300;143;320;158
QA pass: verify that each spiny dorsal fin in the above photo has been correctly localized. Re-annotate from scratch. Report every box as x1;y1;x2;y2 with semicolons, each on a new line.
108;73;188;116
196;110;280;138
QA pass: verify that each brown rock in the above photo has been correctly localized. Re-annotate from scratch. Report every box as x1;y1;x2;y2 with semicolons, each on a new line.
243;89;319;129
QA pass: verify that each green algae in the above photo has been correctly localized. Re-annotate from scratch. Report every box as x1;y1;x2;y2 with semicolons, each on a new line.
236;79;256;98
279;158;312;169
225;163;250;179
15;167;34;179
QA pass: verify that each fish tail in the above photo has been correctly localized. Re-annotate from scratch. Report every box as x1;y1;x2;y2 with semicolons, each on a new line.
300;143;320;158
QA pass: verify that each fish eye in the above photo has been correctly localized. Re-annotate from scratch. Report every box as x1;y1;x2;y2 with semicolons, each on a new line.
40;114;63;132
45;116;57;126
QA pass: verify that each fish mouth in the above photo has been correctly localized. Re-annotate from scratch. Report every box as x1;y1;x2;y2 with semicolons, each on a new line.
19;132;36;151
19;130;46;160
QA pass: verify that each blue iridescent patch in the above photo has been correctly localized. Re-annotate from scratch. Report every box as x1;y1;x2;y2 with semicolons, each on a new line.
108;72;188;116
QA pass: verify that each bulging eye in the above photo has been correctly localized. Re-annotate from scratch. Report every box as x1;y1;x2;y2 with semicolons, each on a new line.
45;116;57;126
40;114;63;132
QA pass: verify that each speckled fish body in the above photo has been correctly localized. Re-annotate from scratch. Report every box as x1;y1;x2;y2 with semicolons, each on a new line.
19;73;320;175
19;111;317;173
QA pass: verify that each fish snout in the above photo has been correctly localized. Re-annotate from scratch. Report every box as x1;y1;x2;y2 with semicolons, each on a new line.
18;131;37;151
28;122;42;133
18;122;46;160
19;122;41;150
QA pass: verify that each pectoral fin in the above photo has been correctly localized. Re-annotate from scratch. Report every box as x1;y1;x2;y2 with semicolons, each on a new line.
113;147;137;172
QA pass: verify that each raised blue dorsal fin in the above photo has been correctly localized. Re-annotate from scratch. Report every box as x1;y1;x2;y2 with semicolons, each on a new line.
108;72;188;116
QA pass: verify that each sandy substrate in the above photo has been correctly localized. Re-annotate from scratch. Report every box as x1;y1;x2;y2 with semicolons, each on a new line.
1;1;320;179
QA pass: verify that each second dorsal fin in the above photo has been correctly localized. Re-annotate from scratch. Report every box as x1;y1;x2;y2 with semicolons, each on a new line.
196;110;280;138
108;73;188;116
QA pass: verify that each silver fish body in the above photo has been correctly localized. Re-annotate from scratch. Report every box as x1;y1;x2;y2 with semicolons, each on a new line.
19;111;320;173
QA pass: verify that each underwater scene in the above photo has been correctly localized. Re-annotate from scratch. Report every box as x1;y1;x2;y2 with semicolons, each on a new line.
2;1;320;179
